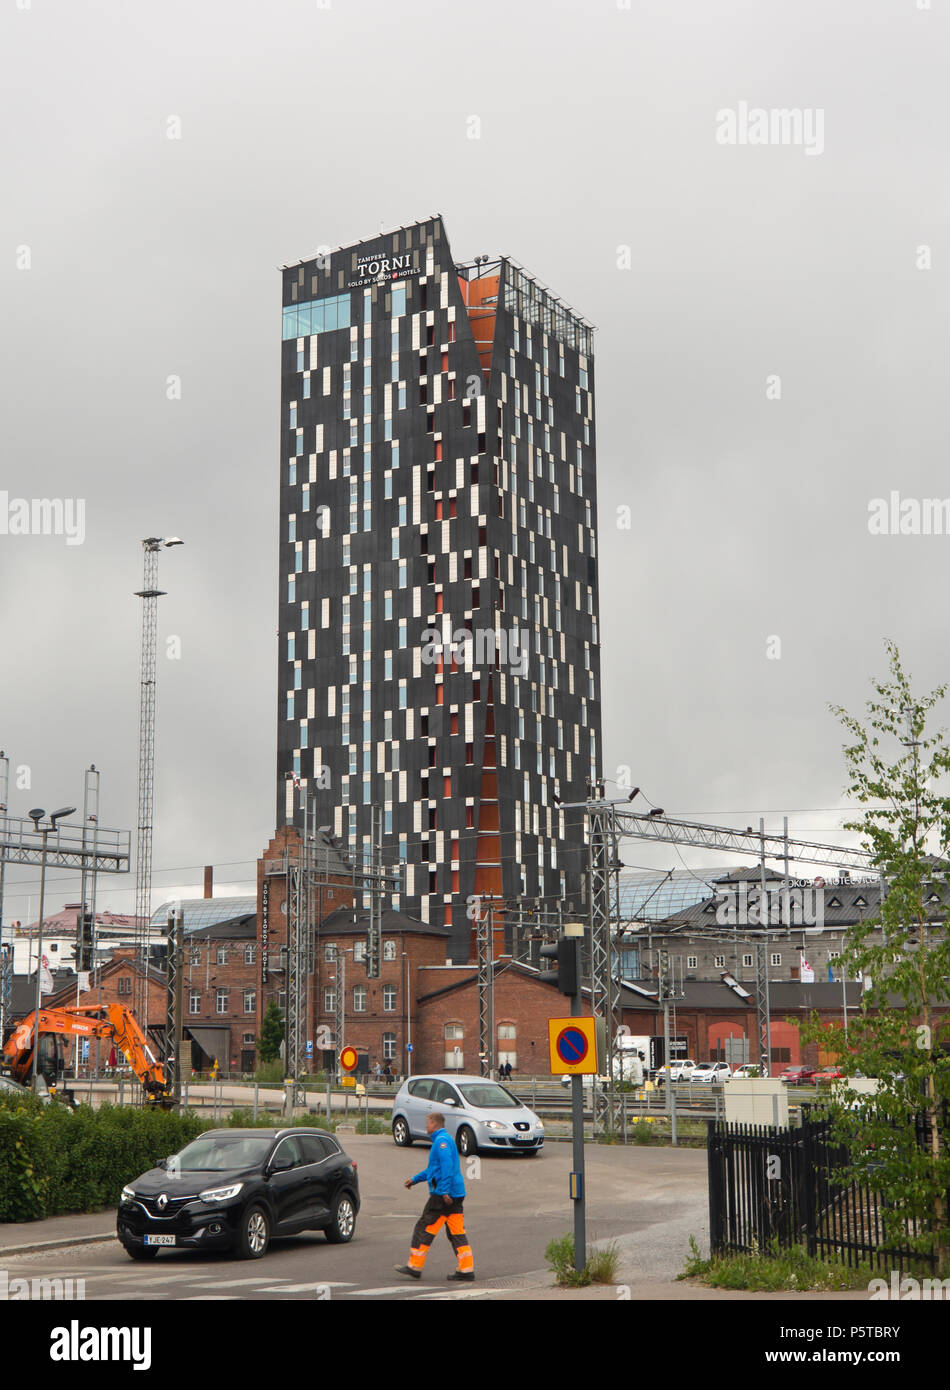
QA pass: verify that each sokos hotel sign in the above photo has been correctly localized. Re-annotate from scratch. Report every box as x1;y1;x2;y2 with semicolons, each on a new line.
347;250;421;289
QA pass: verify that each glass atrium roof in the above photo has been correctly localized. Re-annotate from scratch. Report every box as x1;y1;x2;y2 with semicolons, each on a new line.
617;871;717;923
150;897;257;933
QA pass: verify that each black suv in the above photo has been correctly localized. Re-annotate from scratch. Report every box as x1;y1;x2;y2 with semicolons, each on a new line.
117;1127;360;1260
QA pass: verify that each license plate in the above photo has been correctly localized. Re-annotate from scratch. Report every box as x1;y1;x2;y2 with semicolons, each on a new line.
145;1235;176;1247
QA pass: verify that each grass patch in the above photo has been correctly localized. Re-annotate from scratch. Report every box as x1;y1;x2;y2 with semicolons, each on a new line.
545;1234;621;1288
679;1235;877;1291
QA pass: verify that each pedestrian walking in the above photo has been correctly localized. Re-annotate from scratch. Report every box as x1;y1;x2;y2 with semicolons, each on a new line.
394;1111;474;1281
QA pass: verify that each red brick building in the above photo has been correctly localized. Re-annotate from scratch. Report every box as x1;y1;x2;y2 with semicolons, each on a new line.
41;948;168;1072
181;914;259;1074
309;909;450;1074
414;960;594;1076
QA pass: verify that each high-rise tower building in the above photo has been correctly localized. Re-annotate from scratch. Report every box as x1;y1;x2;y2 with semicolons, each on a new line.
277;216;601;962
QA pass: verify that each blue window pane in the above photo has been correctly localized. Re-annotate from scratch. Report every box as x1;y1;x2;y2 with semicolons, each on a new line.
283;306;298;339
324;300;337;331
391;283;406;317
312;302;325;333
297;304;312;336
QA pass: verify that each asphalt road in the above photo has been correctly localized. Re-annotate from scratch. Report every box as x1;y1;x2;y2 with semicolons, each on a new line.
1;1137;709;1301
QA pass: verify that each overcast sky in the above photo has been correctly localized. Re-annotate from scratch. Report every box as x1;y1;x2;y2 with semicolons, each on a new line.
2;0;947;924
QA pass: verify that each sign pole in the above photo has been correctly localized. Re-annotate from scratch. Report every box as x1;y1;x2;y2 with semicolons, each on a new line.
545;923;590;1274
570;984;586;1272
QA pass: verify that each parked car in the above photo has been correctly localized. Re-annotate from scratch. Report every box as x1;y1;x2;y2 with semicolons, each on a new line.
691;1062;732;1085
391;1074;544;1156
116;1127;360;1261
777;1065;818;1085
813;1066;846;1084
655;1059;696;1084
728;1063;769;1080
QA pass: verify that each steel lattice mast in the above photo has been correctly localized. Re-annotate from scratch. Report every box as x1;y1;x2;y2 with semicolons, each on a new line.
587;801;623;1133
564;796;876;1130
133;537;182;1030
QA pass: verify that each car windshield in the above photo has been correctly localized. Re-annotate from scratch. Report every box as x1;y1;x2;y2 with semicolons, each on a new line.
173;1134;275;1172
458;1083;520;1110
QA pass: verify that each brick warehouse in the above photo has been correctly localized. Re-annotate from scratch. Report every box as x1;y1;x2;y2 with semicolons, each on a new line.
413;962;594;1076
42;949;168;1072
308;907;449;1074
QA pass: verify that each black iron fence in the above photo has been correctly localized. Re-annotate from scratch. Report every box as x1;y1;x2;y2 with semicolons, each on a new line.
707;1111;940;1273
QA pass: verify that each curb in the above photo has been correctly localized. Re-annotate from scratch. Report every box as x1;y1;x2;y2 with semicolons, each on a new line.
0;1233;114;1258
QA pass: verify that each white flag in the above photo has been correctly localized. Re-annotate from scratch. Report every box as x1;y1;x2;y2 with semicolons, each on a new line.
800;952;814;984
78;972;91;993
40;966;54;994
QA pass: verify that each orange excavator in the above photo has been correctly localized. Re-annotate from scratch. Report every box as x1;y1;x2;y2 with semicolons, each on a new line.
1;1003;172;1107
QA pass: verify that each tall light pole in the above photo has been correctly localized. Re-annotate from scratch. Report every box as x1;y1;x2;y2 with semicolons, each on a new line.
402;949;412;1078
28;806;76;1087
134;536;183;1027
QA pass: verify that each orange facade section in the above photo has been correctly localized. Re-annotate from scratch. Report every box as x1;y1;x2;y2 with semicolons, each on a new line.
458;274;499;381
470;681;504;958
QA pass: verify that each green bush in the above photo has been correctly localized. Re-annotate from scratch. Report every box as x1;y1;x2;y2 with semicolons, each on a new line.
223;1108;332;1131
0;1098;207;1222
252;1059;285;1084
353;1114;390;1135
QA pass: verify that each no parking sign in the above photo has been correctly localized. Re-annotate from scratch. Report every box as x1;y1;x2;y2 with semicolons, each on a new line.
547;1017;598;1075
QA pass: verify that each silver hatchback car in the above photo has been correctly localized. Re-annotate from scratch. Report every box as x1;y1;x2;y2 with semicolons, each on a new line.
391;1074;544;1157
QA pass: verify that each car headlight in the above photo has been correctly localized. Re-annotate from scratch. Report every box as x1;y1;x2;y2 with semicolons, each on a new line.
535;1120;544;1130
483;1120;509;1131
198;1183;243;1203
120;1185;136;1202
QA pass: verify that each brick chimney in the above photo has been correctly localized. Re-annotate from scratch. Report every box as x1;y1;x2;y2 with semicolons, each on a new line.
204;865;213;899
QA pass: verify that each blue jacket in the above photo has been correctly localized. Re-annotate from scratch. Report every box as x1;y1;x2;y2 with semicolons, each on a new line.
411;1128;466;1198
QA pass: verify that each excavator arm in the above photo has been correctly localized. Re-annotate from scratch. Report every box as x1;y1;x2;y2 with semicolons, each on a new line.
2;1003;171;1105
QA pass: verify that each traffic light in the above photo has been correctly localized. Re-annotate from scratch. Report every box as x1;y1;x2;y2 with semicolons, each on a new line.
539;935;579;996
77;909;95;973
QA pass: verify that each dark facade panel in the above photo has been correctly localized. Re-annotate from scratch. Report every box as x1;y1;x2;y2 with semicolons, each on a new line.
276;218;602;960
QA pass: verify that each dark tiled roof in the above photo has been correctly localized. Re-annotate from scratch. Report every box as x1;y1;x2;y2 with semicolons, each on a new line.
657;882;888;931
319;907;449;938
712;865;787;885
188;914;257;941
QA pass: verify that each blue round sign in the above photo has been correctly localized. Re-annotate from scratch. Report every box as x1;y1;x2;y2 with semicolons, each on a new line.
556;1026;589;1066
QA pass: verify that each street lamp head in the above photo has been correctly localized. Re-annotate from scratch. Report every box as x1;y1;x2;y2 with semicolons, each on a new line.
163;537;184;548
50;806;77;828
27;808;45;828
